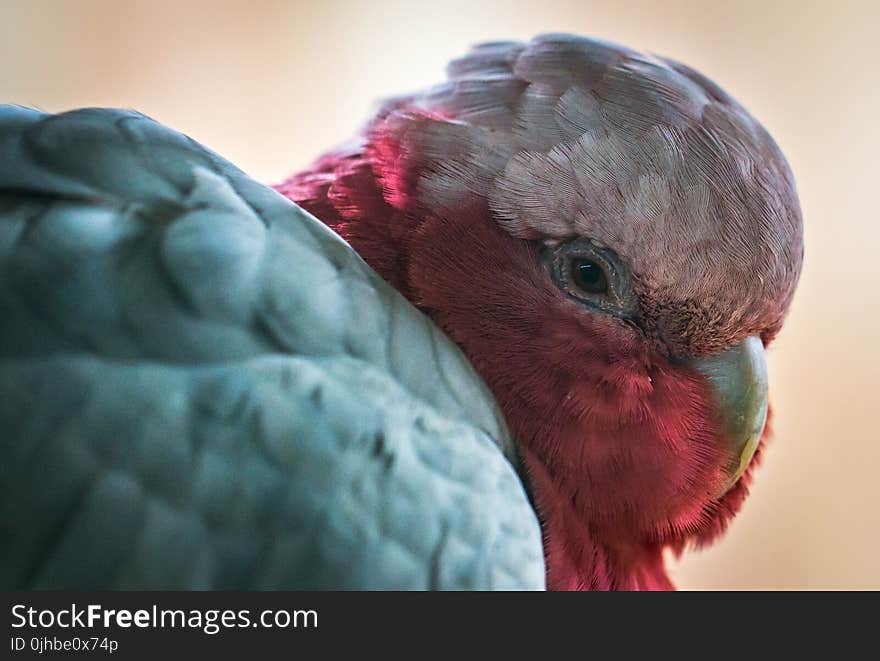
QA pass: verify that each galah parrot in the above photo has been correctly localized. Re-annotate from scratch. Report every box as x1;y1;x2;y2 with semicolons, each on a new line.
0;34;802;591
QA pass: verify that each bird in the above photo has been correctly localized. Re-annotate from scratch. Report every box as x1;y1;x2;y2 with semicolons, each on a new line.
0;33;802;590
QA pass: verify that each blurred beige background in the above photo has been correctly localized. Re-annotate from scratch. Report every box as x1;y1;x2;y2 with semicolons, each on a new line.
3;0;878;589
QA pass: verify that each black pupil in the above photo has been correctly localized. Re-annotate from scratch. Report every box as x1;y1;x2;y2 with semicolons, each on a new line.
572;259;608;294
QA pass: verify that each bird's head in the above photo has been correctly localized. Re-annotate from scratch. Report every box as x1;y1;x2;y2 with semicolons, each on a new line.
285;34;804;588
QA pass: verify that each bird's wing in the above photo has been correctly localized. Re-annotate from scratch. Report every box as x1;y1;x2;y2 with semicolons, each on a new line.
0;106;544;589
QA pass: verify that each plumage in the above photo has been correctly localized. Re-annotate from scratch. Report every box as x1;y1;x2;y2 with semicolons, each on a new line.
0;106;542;589
277;34;803;589
1;32;803;591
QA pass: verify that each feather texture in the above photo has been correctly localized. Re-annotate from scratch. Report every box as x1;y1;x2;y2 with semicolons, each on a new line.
342;34;803;357
0;106;544;590
278;34;803;590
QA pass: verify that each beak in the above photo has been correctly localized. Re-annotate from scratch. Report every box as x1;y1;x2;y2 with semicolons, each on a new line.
687;335;768;495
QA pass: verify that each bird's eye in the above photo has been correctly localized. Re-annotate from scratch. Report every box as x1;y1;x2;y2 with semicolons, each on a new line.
571;258;608;295
545;237;638;318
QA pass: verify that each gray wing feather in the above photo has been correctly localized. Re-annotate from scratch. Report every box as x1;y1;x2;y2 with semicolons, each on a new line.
0;106;544;590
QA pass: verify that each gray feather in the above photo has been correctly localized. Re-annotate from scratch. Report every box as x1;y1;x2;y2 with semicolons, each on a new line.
0;106;543;590
373;33;802;356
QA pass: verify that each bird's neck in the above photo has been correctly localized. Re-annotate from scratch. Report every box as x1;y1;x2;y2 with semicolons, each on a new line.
522;448;674;591
275;151;676;591
274;149;415;296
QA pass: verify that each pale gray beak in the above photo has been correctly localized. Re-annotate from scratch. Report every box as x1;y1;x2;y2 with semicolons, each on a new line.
687;335;769;495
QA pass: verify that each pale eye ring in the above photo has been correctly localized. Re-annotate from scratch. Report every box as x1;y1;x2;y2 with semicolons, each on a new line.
545;237;638;318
